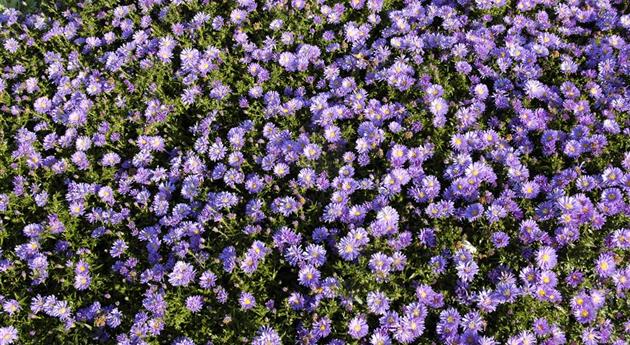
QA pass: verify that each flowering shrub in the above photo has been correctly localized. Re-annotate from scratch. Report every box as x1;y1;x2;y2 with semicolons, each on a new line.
0;0;629;344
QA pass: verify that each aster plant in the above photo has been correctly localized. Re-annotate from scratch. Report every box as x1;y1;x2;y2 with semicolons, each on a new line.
0;0;629;344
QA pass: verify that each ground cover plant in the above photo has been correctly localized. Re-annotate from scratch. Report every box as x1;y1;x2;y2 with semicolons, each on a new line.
0;0;629;344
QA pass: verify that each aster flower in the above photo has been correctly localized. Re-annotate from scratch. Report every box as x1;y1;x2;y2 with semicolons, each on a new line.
168;261;196;287
337;236;361;261
0;327;18;345
491;232;510;248
536;246;558;270
298;265;321;288
456;261;479;282
595;253;616;278
252;326;281;345
74;274;91;290
369;252;393;281
310;316;331;339
429;98;448;127
525;80;546;99
185;295;204;313
367;291;390;315
348;315;368;339
239;292;256;310
0;0;629;343
2;299;20;316
566;270;584;287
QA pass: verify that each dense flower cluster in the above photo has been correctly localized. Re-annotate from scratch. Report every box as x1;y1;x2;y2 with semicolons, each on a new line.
0;0;629;344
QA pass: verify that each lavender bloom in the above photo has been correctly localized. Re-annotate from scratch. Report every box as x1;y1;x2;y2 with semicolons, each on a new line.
536;246;557;270
0;1;628;344
168;261;196;287
429;98;449;128
348;315;368;339
185;295;204;313
2;300;20;315
595;253;616;278
0;327;18;345
239;292;256;310
252;326;281;345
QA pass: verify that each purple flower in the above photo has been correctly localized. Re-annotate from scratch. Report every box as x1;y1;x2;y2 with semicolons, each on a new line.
302;143;322;160
0;327;18;345
252;326;281;345
34;97;52;114
199;270;217;289
168;261;196;287
2;299;20;316
348;315;368;339
3;38;19;53
239;292;256;310
367;291;390;315
491;232;510;248
566;270;584;287
73;274;91;290
532;318;550;336
536;246;557;270
185;295;204;313
456;261;479;282
595;253;616;278
298;265;320;288
525;80;546;99
312;317;331;338
429;98;448;127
